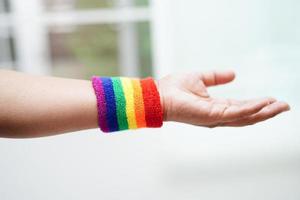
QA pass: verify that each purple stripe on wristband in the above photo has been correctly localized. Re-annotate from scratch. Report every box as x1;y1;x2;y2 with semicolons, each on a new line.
92;76;109;133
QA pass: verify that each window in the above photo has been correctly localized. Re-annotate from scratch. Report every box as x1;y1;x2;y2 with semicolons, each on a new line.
1;0;153;79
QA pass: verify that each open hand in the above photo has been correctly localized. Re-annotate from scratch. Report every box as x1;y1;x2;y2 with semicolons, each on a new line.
157;71;290;128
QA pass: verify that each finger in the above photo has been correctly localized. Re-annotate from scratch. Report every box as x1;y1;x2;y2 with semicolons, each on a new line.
221;97;276;122
201;70;235;87
222;101;290;127
213;98;251;106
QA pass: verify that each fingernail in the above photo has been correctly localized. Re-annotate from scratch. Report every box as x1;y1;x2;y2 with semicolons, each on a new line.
282;103;291;111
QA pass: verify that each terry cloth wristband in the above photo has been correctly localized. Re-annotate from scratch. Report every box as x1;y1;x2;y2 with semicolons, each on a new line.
91;76;163;133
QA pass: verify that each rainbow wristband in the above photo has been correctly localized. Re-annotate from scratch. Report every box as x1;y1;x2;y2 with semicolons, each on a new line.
91;76;163;133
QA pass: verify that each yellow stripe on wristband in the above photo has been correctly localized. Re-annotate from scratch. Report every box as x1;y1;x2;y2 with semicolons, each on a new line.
120;77;137;129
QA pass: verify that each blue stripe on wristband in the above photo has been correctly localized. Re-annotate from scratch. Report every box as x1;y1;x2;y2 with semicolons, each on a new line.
100;77;119;132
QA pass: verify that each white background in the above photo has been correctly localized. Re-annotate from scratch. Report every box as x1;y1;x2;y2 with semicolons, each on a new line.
1;0;300;199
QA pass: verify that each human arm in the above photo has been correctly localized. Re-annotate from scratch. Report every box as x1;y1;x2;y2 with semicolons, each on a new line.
0;70;290;138
0;70;98;138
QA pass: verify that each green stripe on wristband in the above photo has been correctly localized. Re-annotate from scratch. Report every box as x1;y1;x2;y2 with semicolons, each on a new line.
111;77;129;130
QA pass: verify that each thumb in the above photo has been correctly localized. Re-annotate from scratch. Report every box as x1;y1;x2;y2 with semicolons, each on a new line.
201;70;236;87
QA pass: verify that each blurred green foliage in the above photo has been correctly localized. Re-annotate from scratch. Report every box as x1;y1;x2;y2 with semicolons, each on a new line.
52;0;152;79
137;22;152;77
67;25;119;78
74;0;148;9
66;22;152;78
75;0;111;9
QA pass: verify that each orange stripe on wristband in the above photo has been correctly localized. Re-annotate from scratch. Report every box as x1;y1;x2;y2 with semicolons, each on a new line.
131;79;147;128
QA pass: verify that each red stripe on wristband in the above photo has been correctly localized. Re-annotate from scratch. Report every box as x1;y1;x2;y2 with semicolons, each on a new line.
140;77;163;127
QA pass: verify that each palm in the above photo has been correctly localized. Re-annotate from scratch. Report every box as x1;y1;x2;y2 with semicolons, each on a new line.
158;71;289;128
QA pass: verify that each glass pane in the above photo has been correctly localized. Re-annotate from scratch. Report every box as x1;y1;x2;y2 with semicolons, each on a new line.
49;24;119;79
0;29;14;68
0;0;14;69
135;0;149;6
0;0;10;13
44;0;149;11
0;37;9;62
44;0;112;11
48;22;153;79
137;22;152;77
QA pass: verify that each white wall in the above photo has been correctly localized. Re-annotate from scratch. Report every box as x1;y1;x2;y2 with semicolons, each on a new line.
151;0;300;199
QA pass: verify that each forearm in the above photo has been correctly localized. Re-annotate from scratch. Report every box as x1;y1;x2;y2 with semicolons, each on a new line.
0;70;98;138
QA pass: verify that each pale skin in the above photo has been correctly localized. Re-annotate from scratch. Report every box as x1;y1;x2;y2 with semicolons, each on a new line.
0;69;290;138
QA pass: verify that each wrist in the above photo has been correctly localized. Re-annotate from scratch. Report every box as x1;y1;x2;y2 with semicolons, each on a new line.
154;79;167;121
92;76;163;133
